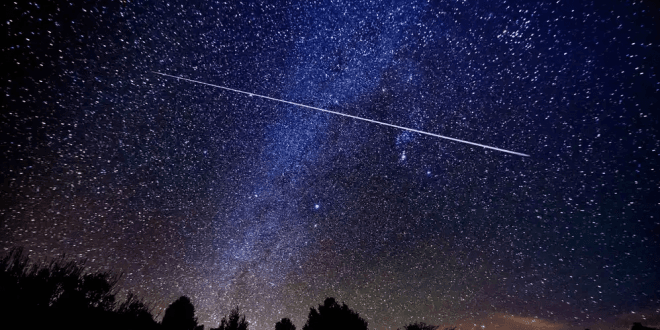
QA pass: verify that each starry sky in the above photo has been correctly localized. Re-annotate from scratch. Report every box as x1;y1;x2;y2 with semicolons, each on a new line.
2;0;659;329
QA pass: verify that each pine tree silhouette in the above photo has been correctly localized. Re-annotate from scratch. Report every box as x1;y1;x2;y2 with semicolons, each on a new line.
212;306;248;330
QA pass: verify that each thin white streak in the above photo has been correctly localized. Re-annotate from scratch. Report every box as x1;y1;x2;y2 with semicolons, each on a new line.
152;71;530;157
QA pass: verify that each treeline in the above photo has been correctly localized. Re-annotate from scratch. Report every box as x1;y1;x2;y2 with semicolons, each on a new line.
0;248;155;330
0;248;437;330
1;248;655;330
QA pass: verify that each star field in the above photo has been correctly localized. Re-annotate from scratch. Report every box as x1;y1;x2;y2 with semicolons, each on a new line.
1;1;659;329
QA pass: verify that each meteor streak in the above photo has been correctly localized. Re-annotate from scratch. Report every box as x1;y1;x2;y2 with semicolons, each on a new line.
152;71;530;157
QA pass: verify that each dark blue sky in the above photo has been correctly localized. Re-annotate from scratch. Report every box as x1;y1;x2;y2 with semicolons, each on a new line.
2;0;659;329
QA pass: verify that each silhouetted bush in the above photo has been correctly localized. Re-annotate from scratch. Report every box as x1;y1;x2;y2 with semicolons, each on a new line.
212;306;248;330
116;292;160;330
302;297;368;330
162;296;200;330
399;322;437;330
0;247;158;330
275;317;296;330
632;323;659;330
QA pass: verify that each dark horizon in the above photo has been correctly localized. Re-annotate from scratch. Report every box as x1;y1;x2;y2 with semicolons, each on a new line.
2;247;659;330
2;0;659;329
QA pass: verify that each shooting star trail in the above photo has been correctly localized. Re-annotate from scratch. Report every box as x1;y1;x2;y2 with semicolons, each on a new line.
152;71;530;157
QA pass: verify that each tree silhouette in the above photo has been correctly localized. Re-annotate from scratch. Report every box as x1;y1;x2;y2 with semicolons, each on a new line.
399;322;438;330
212;306;248;330
276;317;296;330
302;297;368;330
0;247;159;330
0;248;120;315
162;296;200;330
116;292;159;330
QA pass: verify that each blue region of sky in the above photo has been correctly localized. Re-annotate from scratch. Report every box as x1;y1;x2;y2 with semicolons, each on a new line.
214;0;430;291
1;0;659;330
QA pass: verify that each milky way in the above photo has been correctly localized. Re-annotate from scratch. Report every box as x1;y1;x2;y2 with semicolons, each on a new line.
2;1;659;330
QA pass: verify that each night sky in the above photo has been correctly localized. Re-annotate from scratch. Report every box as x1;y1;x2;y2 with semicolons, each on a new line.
2;1;659;329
